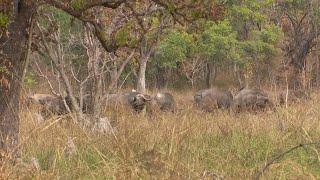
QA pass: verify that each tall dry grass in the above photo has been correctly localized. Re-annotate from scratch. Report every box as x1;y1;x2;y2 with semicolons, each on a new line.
1;91;320;179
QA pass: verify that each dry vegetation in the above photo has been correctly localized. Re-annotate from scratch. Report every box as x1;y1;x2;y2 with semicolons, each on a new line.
1;90;320;179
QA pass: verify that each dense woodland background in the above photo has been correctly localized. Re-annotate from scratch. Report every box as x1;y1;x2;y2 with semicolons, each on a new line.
17;0;320;94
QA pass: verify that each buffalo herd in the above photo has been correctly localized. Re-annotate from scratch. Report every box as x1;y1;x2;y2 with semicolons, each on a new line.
26;87;310;118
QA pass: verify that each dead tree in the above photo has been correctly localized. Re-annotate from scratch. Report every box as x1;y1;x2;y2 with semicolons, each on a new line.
35;18;82;120
277;0;320;89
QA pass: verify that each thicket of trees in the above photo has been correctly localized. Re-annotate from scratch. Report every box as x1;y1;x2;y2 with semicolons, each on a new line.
0;0;319;162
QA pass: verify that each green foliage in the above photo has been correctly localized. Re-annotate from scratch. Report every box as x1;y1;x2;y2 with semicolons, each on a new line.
199;20;243;65
191;10;203;19
167;2;176;14
278;0;320;26
115;21;138;47
195;131;274;170
38;7;76;44
226;0;273;21
36;149;56;171
24;72;38;88
242;25;281;62
154;30;195;68
0;12;9;28
201;0;282;71
279;0;308;9
223;0;275;40
39;6;87;66
258;25;282;44
0;65;9;74
52;9;75;43
70;0;89;10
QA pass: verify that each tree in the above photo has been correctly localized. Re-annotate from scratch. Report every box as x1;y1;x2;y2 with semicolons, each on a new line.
0;0;36;161
0;0;210;162
241;25;281;87
153;30;195;88
0;0;129;162
198;20;243;87
118;0;215;92
127;1;167;93
205;0;282;88
275;0;320;88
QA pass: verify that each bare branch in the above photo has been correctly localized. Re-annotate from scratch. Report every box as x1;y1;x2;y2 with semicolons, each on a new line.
34;61;59;96
36;18;82;119
108;50;135;90
254;141;320;180
45;0;126;16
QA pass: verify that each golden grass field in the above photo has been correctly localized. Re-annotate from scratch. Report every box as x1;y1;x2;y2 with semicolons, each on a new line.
1;90;320;179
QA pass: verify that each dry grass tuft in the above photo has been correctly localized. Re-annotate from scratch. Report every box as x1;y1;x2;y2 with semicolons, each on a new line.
2;91;320;179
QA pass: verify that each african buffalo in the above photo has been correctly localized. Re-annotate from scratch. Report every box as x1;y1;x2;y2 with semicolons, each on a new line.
194;88;233;112
26;93;90;117
26;94;68;117
64;94;91;113
232;88;271;112
148;92;176;113
105;91;152;112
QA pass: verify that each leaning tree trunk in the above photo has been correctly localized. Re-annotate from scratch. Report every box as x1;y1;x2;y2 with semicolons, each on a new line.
86;58;103;117
110;60;118;91
0;1;34;161
137;58;147;93
206;63;212;88
156;63;166;89
233;63;245;89
288;38;314;89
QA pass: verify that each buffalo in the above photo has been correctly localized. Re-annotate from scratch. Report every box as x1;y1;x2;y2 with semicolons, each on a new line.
105;91;152;112
26;94;68;117
64;94;91;113
148;92;176;113
26;93;90;117
232;88;271;112
105;91;177;113
194;88;233;112
123;91;152;112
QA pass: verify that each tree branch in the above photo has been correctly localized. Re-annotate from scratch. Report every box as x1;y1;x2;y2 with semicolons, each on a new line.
107;49;135;90
254;141;320;180
45;0;126;13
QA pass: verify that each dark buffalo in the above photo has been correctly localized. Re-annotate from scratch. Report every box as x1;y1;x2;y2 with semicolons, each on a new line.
64;94;91;113
26;94;68;117
194;88;233;112
123;91;152;112
232;88;271;112
105;91;152;112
